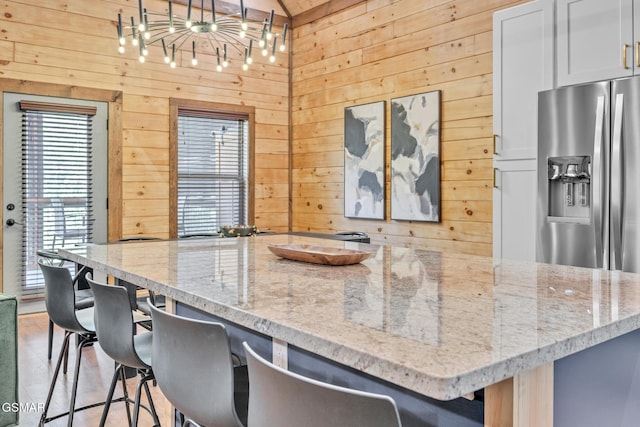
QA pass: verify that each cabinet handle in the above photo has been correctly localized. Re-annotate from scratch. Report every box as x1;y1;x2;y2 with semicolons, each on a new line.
493;168;499;189
623;43;629;69
636;42;640;68
493;134;498;155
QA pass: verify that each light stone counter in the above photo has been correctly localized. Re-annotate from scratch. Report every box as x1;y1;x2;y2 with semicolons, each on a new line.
59;235;640;412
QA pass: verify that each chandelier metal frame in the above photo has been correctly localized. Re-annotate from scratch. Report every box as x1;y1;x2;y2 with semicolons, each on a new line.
117;0;288;71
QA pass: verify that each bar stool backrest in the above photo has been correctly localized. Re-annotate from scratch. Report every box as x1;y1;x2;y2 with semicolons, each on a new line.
148;302;243;427
86;275;148;370
38;260;92;334
243;341;403;427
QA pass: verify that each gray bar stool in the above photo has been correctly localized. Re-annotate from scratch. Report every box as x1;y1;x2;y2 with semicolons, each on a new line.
37;249;93;363
242;341;402;427
38;260;100;427
86;274;160;427
148;302;245;427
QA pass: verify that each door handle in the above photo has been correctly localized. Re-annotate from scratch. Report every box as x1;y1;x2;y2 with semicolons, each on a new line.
636;42;640;67
593;96;605;269
611;93;624;270
623;44;629;69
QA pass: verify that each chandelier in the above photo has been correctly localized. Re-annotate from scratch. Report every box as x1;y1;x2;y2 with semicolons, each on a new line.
116;0;288;71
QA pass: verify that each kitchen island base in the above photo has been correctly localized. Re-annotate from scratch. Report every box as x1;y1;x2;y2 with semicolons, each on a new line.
176;302;484;427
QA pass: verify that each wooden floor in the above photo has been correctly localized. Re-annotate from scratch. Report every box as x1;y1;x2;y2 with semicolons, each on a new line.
17;312;172;426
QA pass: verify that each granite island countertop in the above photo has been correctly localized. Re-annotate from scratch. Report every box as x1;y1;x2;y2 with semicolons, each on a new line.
59;234;640;401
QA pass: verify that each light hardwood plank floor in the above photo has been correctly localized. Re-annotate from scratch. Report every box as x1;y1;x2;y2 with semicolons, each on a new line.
16;312;172;426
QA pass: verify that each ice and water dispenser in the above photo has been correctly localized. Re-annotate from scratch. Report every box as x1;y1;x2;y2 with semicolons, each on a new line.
546;156;590;223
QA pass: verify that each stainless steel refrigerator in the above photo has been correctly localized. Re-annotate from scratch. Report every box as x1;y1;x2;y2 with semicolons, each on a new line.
537;76;640;273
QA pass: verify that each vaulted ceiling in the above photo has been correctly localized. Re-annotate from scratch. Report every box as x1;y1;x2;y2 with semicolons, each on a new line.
174;0;364;28
239;0;364;25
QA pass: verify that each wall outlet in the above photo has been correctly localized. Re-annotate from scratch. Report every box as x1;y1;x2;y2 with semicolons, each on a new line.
272;338;288;369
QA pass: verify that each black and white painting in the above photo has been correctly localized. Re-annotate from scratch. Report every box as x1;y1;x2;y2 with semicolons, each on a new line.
390;91;440;222
344;101;385;219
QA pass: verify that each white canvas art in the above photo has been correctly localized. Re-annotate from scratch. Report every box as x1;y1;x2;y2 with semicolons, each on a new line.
390;91;441;222
344;101;385;219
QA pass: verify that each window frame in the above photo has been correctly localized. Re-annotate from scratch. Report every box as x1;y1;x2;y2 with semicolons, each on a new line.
169;98;255;238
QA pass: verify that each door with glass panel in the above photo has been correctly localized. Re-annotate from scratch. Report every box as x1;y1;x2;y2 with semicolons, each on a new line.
2;93;107;310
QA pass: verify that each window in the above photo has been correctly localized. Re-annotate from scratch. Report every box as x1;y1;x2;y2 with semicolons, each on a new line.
171;100;254;237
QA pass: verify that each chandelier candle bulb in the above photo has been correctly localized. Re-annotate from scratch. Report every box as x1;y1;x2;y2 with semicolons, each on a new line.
117;13;124;42
130;17;139;46
143;9;150;37
162;39;170;63
259;20;267;47
138;0;145;31
192;41;197;65
270;37;276;62
267;10;274;38
216;47;222;71
169;0;174;32
223;44;228;67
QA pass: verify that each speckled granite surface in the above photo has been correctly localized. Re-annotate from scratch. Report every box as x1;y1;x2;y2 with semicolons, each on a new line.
60;235;640;401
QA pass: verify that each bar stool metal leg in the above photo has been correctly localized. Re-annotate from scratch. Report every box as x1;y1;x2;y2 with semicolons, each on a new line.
39;331;72;427
99;363;134;427
67;333;95;427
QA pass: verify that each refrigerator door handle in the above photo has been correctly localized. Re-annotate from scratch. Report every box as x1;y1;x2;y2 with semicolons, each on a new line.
611;93;624;270
593;95;606;269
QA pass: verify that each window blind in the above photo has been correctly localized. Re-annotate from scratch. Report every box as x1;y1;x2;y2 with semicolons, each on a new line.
177;111;248;236
20;104;94;295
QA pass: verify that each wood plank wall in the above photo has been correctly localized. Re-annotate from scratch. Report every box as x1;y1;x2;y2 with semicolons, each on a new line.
0;0;534;263
291;0;527;255
0;0;290;241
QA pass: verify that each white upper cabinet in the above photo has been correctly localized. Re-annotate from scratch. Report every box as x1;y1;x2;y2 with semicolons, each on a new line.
557;0;634;86
493;0;554;160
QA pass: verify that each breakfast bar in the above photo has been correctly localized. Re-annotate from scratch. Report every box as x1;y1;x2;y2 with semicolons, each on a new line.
60;235;640;427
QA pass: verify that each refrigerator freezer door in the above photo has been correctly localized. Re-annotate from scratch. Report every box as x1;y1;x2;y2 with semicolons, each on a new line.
611;77;640;273
537;82;610;268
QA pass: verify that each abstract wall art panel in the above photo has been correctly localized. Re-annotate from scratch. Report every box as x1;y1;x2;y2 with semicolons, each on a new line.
390;91;441;222
344;101;385;219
